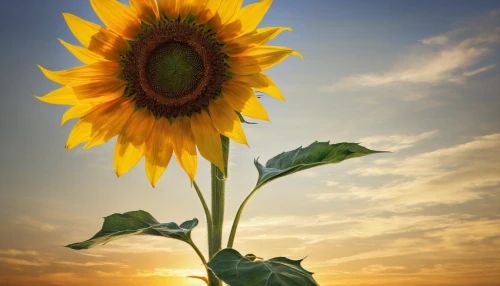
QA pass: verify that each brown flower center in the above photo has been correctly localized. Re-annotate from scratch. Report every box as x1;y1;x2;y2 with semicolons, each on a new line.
123;22;226;118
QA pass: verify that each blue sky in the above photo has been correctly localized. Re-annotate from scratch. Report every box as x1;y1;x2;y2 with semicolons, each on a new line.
0;1;499;285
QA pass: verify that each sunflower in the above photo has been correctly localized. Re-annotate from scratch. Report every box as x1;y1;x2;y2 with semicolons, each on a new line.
37;0;301;186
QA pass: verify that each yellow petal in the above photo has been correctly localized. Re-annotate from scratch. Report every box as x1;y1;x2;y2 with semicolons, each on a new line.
239;46;303;58
58;38;107;65
63;12;100;45
65;119;92;149
36;79;125;106
219;0;272;41
114;135;144;177
229;46;302;75
37;61;122;85
90;0;141;40
223;27;292;55
186;0;202;16
177;0;194;20
63;13;129;61
84;97;136;148
231;73;285;101
123;108;156;147
61;104;96;127
35;86;78;105
208;98;247;145
190;109;224;173
72;79;127;103
144;117;174;187
114;108;155;176
195;0;221;25
171;116;197;183
210;0;242;30
129;0;159;25
157;0;178;19
222;81;269;121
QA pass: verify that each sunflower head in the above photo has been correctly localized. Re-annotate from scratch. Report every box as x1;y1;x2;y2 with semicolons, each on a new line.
37;0;301;186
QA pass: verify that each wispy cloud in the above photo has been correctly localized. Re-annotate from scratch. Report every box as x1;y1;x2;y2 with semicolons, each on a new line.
323;180;340;187
0;257;49;267
463;63;496;76
0;249;50;267
421;35;450;45
322;218;500;265
56;261;129;268
450;63;497;83
94;270;123;277
358;130;438;152
321;19;499;93
313;134;500;207
138;267;206;277
14;216;59;232
0;250;40;256
362;264;407;274
238;213;478;244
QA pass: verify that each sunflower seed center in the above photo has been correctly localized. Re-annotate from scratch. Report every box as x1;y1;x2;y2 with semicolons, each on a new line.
123;22;227;118
146;42;204;98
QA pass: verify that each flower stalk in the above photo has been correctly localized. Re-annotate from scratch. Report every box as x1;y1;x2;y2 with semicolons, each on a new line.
207;136;229;286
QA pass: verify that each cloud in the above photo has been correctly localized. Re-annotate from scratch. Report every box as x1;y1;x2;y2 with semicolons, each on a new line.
238;213;478;244
322;217;500;265
418;262;500;276
323;180;340;187
14;216;59;232
237;213;350;231
362;264;407;274
0;257;49;267
421;35;449;45
321;23;499;92
138;267;206;277
463;64;496;76
358;130;438;152
76;252;106;258
235;210;500;284
314;134;500;207
94;271;123;277
0;250;40;256
450;63;497;83
0;249;50;267
56;261;129;268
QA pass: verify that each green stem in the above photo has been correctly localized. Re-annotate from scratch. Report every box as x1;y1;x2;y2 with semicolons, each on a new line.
227;186;262;248
187;238;212;283
208;136;229;286
188;239;208;265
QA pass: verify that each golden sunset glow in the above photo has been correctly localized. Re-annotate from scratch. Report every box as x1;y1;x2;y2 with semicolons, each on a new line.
2;0;500;285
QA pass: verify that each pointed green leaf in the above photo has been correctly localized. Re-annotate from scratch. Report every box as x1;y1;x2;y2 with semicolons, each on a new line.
66;210;198;250
255;142;384;189
207;248;318;286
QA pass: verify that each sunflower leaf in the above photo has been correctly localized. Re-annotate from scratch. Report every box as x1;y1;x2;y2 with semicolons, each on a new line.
66;210;198;250
255;142;384;189
207;248;318;286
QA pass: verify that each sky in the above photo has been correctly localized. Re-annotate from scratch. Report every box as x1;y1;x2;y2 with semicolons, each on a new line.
1;0;499;285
